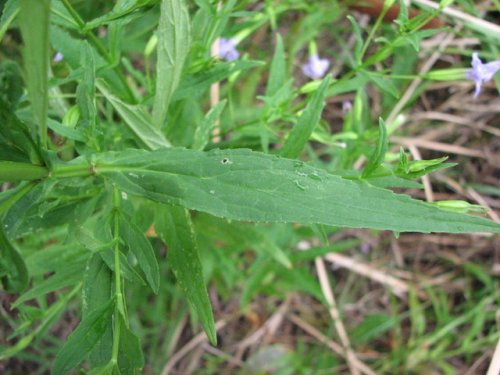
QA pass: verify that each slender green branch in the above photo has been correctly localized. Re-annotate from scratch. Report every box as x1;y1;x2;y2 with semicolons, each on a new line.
359;0;395;62
111;187;123;364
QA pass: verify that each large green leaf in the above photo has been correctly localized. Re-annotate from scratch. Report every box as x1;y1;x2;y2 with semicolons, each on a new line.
60;148;500;234
19;0;50;148
155;204;217;344
152;0;191;128
53;298;115;375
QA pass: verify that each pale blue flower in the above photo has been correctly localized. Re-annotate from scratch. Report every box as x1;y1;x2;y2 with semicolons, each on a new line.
219;38;239;61
302;54;330;80
466;52;500;97
53;52;63;62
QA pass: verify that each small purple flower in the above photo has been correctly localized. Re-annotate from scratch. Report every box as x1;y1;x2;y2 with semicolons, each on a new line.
53;52;63;62
302;54;330;80
219;38;239;61
466;52;500;97
342;101;352;114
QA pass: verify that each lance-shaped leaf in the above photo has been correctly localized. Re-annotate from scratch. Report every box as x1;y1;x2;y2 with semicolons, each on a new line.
362;118;388;178
120;214;160;294
79;148;500;234
19;0;50;148
82;254;113;367
152;0;191;128
53;298;115;375
155;204;217;344
280;75;331;159
98;82;170;150
266;33;286;97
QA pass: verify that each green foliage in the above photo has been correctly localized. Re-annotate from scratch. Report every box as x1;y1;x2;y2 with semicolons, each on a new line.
18;0;50;148
53;298;115;375
0;0;498;373
152;0;191;128
0;225;28;293
155;204;216;344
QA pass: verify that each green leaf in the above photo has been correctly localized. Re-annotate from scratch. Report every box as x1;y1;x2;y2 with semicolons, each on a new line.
0;106;43;164
47;119;86;142
19;0;50;148
155;204;217;344
13;262;84;307
53;297;115;375
265;33;286;97
87;148;500;234
120;214;160;294
192;100;227;151
117;315;144;375
362;118;388;178
76;42;98;146
0;0;19;42
82;254;113;367
97;81;171;149
152;0;191;128
0;224;28;293
280;74;331;158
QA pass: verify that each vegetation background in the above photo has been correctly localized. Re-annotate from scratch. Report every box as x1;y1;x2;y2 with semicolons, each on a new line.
0;0;499;374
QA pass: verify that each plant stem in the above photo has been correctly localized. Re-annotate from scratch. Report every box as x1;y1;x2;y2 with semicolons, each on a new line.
0;162;48;181
111;187;123;364
51;161;93;178
359;0;395;62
